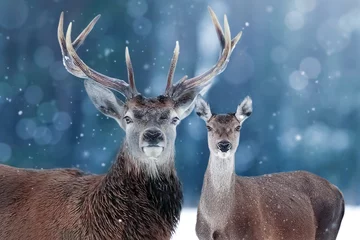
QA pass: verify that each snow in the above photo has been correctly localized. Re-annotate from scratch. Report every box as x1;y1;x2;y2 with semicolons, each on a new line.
172;206;360;240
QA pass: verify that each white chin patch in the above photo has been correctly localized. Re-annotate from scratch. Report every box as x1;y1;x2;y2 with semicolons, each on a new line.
142;147;164;158
217;151;231;159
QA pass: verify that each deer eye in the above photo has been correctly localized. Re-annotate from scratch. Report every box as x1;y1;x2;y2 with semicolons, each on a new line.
206;126;213;131
123;116;133;124
171;117;179;125
235;126;241;132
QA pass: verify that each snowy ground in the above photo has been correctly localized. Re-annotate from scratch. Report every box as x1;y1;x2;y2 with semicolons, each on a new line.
172;206;360;239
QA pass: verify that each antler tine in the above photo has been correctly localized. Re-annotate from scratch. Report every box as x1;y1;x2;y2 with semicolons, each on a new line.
58;13;101;69
73;14;101;51
208;7;241;53
58;13;135;99
58;12;87;78
167;7;242;98
208;7;225;50
165;41;180;94
125;47;138;95
231;31;242;52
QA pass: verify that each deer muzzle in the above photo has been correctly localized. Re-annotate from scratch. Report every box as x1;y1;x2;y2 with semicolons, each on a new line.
141;128;165;158
217;140;232;153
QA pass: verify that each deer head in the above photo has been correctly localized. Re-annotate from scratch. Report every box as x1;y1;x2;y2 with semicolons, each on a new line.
57;8;242;176
195;96;252;159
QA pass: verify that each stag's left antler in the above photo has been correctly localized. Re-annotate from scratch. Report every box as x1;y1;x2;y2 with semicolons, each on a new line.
58;12;138;99
165;7;242;99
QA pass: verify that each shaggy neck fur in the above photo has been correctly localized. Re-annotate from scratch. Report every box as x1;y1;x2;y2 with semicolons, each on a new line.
122;142;176;178
82;143;183;239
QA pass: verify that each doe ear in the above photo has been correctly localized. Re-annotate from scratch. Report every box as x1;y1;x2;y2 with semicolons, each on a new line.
236;96;252;123
84;80;125;120
195;95;212;121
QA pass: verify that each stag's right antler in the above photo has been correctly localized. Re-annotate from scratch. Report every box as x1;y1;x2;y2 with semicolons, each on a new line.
58;12;138;99
165;7;242;99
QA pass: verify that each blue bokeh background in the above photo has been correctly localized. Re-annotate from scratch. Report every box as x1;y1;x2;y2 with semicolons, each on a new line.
0;0;359;206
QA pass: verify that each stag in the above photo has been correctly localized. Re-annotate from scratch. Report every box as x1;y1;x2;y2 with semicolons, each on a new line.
194;96;345;240
0;8;242;240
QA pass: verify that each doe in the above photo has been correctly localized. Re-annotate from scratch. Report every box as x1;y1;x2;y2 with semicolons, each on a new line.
194;96;344;240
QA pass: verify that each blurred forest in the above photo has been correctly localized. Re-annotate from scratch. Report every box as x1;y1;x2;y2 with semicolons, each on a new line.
0;0;359;206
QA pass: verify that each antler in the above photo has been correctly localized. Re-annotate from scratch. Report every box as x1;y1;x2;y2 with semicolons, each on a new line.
165;41;180;94
58;12;138;99
166;7;242;98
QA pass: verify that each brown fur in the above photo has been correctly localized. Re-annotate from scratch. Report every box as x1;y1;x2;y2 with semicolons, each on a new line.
0;145;182;240
196;170;344;240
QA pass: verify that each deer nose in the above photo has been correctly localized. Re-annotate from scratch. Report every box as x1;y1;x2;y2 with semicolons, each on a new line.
143;128;164;145
217;141;232;152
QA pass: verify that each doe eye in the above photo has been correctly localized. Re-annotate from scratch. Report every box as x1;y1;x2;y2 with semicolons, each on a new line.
206;126;213;131
171;117;179;125
235;126;241;132
123;116;133;124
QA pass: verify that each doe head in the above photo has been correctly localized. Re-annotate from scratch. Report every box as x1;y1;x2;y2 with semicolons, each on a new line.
58;8;242;165
195;95;252;159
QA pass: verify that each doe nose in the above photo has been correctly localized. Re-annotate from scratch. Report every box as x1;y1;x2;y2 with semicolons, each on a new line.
143;128;164;144
217;141;232;152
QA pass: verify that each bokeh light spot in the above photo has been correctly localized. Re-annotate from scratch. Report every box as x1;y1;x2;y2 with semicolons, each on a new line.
289;70;309;90
34;46;55;68
53;112;72;131
0;143;12;162
16;118;37;140
317;19;350;55
331;130;350;151
299;57;321;79
37;102;58;123
285;11;304;31
24;85;43;105
49;61;68;81
133;17;152;36
33;126;52;145
295;0;317;13
270;46;288;64
0;0;29;29
0;82;13;104
127;0;148;18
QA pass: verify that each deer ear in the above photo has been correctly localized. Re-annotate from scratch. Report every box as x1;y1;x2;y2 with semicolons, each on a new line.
195;95;212;121
173;91;197;120
173;84;212;120
236;96;252;123
84;80;125;120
